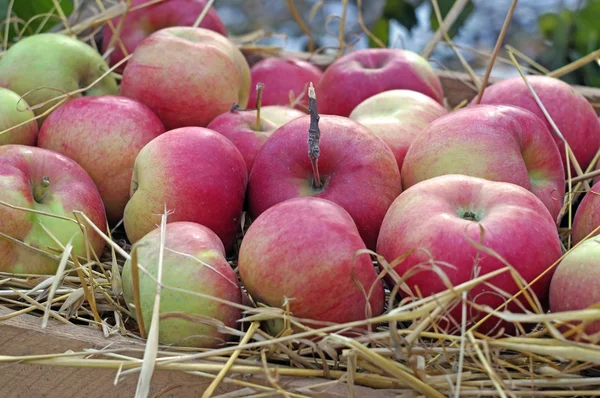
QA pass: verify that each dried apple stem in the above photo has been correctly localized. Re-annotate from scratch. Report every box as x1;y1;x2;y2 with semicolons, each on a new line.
255;82;264;131
33;176;50;203
307;82;322;190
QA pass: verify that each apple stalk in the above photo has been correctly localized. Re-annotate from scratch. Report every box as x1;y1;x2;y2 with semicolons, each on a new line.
34;176;50;203
307;82;322;189
254;83;264;131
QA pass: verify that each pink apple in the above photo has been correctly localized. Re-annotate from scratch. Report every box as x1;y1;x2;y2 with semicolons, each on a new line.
248;114;401;250
246;57;323;111
377;174;563;335
401;104;566;221
349;89;448;171
549;235;600;342
0;87;38;146
102;0;227;71
316;48;444;117
120;27;251;130
571;181;600;244
206;105;305;172
476;75;600;174
37;95;166;225
0;145;106;275
239;197;384;334
121;221;242;348
123;126;248;252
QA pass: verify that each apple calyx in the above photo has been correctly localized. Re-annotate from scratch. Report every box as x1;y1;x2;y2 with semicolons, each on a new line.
462;211;479;222
33;176;50;203
254;82;264;131
307;82;322;190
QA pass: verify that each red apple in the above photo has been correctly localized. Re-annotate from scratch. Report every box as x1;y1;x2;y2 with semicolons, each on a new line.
348;89;448;171
246;57;323;110
376;174;563;335
401;104;565;221
248;114;401;250
121;221;242;348
123;126;248;252
239;197;384;334
317;48;444;117
476;75;600;174
37;95;166;225
549;236;600;342
571;181;600;244
259;105;306;127
0;145;106;275
120;27;251;130
0;87;38;146
102;0;227;71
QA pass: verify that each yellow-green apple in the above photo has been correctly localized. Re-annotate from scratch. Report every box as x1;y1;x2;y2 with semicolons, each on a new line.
348;89;448;171
239;197;384;335
123;126;248;252
476;75;600;174
206;105;305;172
549;235;600;342
0;145;107;275
0;87;38;146
316;48;444;117
37;95;166;225
121;221;242;348
401;104;565;221
0;33;118;124
376;174;563;335
102;0;227;72
120;27;251;130
246;57;323;110
247;114;401;250
571;181;600;244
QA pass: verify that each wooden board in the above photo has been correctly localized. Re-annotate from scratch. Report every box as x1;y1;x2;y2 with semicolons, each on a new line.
0;305;398;398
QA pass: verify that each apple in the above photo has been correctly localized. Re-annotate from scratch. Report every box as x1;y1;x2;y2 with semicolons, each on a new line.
549;235;600;342
316;48;444;117
259;105;306;127
476;75;600;174
401;104;566;221
246;57;324;111
571;181;600;244
348;89;448;171
0;87;38;146
102;0;227;71
120;27;251;130
0;145;106;275
121;221;242;348
247;113;401;250
37;95;166;225
238;196;384;334
123;126;248;253
0;33;118;124
376;174;563;335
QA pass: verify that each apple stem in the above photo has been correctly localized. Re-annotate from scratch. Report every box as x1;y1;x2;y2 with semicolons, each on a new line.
307;82;322;190
34;176;50;203
255;82;264;131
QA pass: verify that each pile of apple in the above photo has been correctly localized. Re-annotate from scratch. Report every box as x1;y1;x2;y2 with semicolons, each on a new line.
1;0;600;347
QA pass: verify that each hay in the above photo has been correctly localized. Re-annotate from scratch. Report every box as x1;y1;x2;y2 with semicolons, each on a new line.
2;1;600;397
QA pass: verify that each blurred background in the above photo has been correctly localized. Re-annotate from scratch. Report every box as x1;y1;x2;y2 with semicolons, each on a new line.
2;0;599;86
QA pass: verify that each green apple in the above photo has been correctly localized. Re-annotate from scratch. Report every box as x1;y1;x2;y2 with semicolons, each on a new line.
0;87;38;146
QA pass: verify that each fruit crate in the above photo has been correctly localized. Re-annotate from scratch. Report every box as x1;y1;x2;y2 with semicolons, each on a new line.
2;1;600;398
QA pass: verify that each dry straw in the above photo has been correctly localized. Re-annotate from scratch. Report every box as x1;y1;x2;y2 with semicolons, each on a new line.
1;0;600;397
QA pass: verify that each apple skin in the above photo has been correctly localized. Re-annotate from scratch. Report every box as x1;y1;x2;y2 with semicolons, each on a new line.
258;105;306;127
401;104;566;221
120;27;251;130
0;33;118;125
123;127;248;253
37;95;166;225
238;197;384;334
0;87;38;146
348;89;448;171
248;114;401;250
102;0;227;71
571;181;600;244
376;174;563;335
549;236;600;342
206;106;305;172
476;75;600;174
0;145;107;275
246;57;324;110
316;48;444;117
121;221;242;348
